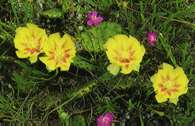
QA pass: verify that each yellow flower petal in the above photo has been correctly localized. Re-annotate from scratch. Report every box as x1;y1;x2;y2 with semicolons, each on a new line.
60;63;71;71
29;55;38;63
169;97;179;105
16;51;29;58
40;57;56;71
121;65;133;74
155;93;168;103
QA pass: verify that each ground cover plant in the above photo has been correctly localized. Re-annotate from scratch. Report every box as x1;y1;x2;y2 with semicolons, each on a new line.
0;0;195;125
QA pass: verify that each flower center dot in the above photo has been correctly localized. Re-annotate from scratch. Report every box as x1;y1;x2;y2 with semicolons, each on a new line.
164;81;173;89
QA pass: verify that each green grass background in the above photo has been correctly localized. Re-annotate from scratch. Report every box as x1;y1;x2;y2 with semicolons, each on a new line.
0;0;195;125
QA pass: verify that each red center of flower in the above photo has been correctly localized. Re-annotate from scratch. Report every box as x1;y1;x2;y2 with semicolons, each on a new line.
62;49;71;62
159;83;179;96
114;48;135;65
47;49;71;65
25;48;40;54
23;36;42;55
159;75;180;96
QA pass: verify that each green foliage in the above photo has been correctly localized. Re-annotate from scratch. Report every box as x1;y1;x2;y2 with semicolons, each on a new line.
192;24;195;30
9;0;20;23
69;115;86;126
41;8;64;18
66;72;113;99
98;0;113;10
111;76;133;90
0;0;195;125
159;33;177;66
82;0;113;10
0;96;30;123
62;0;74;13
21;0;33;22
12;72;35;92
58;111;86;126
14;60;49;78
127;99;134;111
80;22;122;52
9;0;33;23
73;55;98;71
96;97;117;114
58;108;69;125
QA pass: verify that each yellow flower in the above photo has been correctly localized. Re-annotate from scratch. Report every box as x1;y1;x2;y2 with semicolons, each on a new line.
104;34;145;74
14;23;47;63
151;63;189;104
40;33;76;71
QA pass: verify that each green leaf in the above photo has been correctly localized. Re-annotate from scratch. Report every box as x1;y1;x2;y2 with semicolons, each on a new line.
59;112;69;121
112;76;133;90
80;22;122;52
9;0;20;23
14;60;32;73
15;60;48;77
73;55;98;71
41;8;63;18
69;115;86;126
21;0;33;21
12;72;35;92
192;24;195;30
128;99;134;111
62;0;73;13
82;0;96;7
58;108;69;124
98;0;113;10
152;109;165;117
159;33;177;66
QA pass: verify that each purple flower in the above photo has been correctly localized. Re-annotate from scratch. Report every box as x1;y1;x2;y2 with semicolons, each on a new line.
97;112;113;126
147;32;157;46
87;11;103;26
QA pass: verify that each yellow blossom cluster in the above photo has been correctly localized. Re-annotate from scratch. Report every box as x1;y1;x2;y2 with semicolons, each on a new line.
14;23;189;105
14;23;76;71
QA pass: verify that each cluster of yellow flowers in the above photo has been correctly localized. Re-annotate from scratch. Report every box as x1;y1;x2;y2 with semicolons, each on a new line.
14;23;76;71
104;35;188;105
14;23;189;105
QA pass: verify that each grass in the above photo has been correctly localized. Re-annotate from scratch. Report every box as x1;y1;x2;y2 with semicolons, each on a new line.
0;0;195;125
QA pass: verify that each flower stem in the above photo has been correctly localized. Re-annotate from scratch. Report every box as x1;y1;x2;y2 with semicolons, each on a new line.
43;72;113;121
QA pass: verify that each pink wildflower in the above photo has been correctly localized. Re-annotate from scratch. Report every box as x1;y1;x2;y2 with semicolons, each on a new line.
147;32;157;46
87;11;103;26
97;112;113;126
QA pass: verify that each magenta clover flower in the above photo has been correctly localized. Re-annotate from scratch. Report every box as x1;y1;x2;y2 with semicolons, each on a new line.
97;112;113;126
87;11;103;26
147;32;157;46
